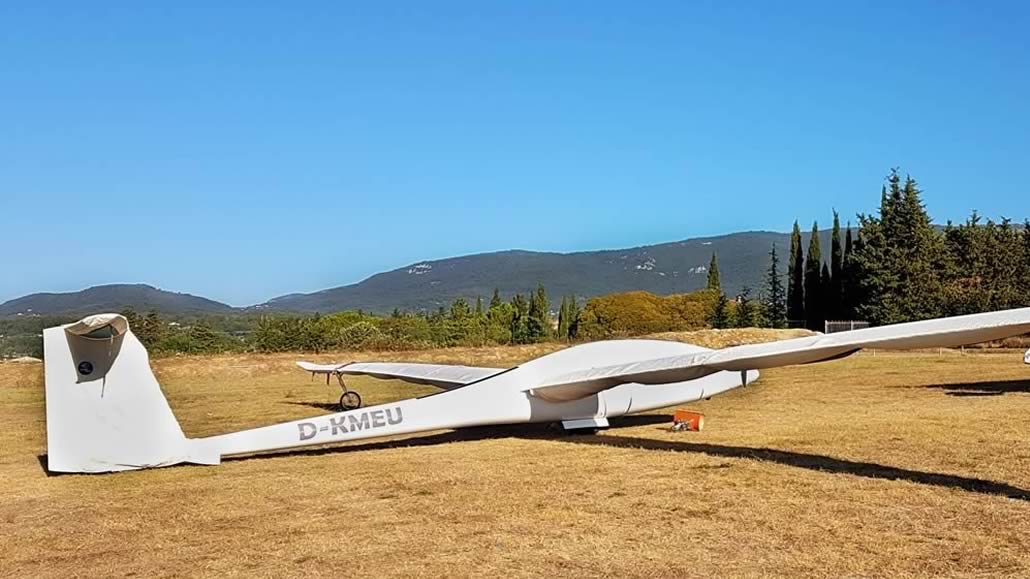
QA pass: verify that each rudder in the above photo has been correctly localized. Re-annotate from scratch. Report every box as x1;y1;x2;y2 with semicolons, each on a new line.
43;314;218;473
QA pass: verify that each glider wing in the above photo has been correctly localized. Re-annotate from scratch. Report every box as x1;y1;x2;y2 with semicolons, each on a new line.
530;308;1030;402
298;361;504;389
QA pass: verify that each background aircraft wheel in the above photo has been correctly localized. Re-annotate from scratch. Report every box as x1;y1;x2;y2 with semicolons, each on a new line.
339;391;362;411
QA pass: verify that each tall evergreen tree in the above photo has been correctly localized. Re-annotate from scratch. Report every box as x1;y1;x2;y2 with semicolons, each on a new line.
764;243;787;329
557;296;570;340
852;170;944;324
841;225;855;318
1022;220;1030;298
787;221;805;325
804;221;823;330
486;290;514;344
820;263;832;324
526;283;551;342
510;294;529;344
566;295;581;340
735;286;755;328
829;211;843;319
448;297;473;344
706;253;721;292
710;292;730;329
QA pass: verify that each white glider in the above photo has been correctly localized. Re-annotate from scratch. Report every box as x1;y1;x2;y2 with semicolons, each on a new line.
42;308;1030;473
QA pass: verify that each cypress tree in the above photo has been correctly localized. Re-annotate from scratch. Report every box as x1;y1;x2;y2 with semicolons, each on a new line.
820;263;831;324
787;221;805;325
526;283;551;342
566;295;581;339
510;294;529;344
557;296;569;340
764;243;787;328
804;222;823;330
842;225;854;318
829;211;843;319
707;253;721;292
1022;220;1030;300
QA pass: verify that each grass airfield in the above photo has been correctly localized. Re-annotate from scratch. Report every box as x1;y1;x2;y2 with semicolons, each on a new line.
3;336;1030;578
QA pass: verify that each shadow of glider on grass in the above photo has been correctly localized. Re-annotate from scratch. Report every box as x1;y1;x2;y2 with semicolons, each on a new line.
43;308;1030;474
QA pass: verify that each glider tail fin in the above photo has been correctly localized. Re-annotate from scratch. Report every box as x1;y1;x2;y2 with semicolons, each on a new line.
43;314;219;473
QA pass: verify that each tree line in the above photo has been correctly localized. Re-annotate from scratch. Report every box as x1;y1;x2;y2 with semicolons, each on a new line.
110;284;583;354
785;168;1030;329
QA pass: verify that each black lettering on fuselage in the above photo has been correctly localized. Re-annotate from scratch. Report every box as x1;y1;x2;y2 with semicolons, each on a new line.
330;415;347;435
297;407;404;441
370;410;386;428
348;413;371;431
298;422;317;440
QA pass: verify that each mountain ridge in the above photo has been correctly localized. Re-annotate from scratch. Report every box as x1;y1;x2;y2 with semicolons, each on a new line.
255;229;811;313
0;284;235;317
3;229;840;317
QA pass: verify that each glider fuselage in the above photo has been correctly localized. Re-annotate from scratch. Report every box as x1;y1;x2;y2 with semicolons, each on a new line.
205;340;756;458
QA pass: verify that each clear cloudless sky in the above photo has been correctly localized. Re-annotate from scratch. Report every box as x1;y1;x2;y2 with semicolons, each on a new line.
2;1;1028;305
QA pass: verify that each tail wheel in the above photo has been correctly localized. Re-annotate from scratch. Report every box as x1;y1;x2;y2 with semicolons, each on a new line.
339;391;362;411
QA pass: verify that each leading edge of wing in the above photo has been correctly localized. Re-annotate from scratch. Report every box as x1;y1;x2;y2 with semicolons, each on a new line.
529;307;1030;401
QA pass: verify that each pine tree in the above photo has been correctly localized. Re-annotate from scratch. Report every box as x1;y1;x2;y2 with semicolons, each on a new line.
787;221;805;325
764;243;787;328
447;297;474;344
710;292;730;329
894;174;944;320
450;297;471;320
829;211;843;319
804;222;823;330
735;287;755;328
852;170;944;324
486;290;514;344
707;253;721;292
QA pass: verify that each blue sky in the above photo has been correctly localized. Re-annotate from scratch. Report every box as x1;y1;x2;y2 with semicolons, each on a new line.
2;1;1028;306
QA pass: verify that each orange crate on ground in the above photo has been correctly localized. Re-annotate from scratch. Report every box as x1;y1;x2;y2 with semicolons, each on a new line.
672;409;705;431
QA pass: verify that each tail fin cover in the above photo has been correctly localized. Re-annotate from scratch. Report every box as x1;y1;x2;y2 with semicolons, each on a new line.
44;314;218;473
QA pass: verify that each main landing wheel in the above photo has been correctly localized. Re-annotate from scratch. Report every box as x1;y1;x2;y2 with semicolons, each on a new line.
339;391;362;411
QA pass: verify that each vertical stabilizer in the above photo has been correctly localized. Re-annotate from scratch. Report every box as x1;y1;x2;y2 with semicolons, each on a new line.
43;314;218;473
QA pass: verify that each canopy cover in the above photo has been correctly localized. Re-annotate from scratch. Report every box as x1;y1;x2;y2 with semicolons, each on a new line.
64;313;129;339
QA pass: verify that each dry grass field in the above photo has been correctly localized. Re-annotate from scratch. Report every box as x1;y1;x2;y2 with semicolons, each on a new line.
3;332;1030;578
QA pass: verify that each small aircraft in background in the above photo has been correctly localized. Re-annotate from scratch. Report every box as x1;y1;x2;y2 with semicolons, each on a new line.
41;308;1030;473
